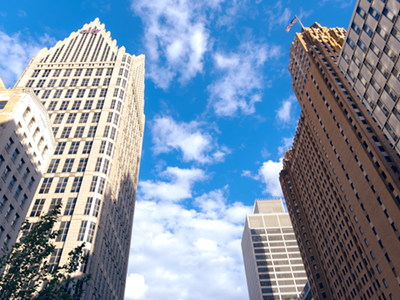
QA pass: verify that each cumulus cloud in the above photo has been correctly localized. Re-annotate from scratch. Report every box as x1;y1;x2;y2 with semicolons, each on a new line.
126;187;252;300
138;166;207;202
278;136;294;156
258;158;284;197
125;274;148;299
208;41;281;117
276;95;297;124
0;30;56;86
151;116;230;164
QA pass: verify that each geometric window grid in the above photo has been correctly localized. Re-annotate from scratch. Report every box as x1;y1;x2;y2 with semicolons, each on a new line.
113;114;119;126
64;70;72;77
48;79;56;87
54;114;64;124
82;141;93;154
48;198;62;214
106;143;114;156
84;100;93;109
110;127;117;140
92;112;101;123
42;90;51;99
70;79;78;87
54;142;66;155
55;177;69;193
30;199;46;217
72;100;82;110
84;198;101;217
52;127;59;137
99;141;107;154
48;248;63;272
79;113;89;123
96;100;104;109
103;126;110;138
47;159;60;173
106;68;113;76
66;113;77;124
103;78;110;86
77;221;96;243
56;221;70;242
60;101;69;110
65;90;74;98
81;79;89;86
116;101;122;112
68;142;80;154
96;69;103;76
77;158;88;172
60;127;72;138
111;99;116;109
87;126;97;138
92;78;100;86
102;159;110;175
85;69;93;76
32;70;40;78
95;158;102;172
39;178;53;194
53;70;61;77
107;112;113;122
74;126;85;138
64;198;77;215
74;69;82;77
88;89;96;98
48;101;57;110
59;79;67;87
54;90;62;99
62;159;74;172
71;177;83;193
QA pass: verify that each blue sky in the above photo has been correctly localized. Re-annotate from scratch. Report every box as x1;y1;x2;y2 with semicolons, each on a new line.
0;1;355;299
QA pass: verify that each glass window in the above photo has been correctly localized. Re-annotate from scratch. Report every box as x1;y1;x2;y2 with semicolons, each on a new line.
39;178;53;194
77;158;88;172
68;142;80;154
56;222;70;242
71;177;83;193
30;199;46;217
64;198;77;215
62;159;74;172
55;177;68;193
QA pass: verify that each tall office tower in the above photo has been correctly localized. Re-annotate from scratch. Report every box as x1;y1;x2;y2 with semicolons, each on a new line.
13;19;145;299
338;0;400;155
241;199;307;300
279;23;400;300
0;77;55;254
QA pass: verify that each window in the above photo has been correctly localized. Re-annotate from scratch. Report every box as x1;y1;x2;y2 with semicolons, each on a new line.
81;78;89;86
79;113;89;123
78;221;88;241
59;79;67;87
99;141;107;153
53;69;61;77
96;68;103;76
11;148;20;162
56;222;70;242
54;142;66;155
5;137;14;152
16;158;25;172
50;102;59;112
383;278;388;288
65;89;74;98
36;80;45;87
42;90;51;99
0;195;7;210
384;45;396;62
53;90;62;98
370;251;375;260
84;100;93;109
383;7;395;22
48;249;63;272
26;80;34;87
64;69;72;77
369;43;380;57
72;100;81;110
60;101;69;110
20;194;28;207
22;168;30;181
107;112;113;122
76;89;85;98
100;88;107;97
54;114;64;124
368;7;380;20
106;143;113;158
116;101;122;111
92;112;101;123
42;70;51;77
364;238;369;247
82;141;93;154
27;177;35;190
377;62;389;79
113;114;119;125
71;177;83;193
102;159;110;174
84;197;101;217
87;126;97;137
64;198;77;215
55;177;68;193
106;68;113;76
85;69;93;76
8;176;17;190
110;127;117;140
74;126;85;138
3;235;11;250
363;24;373;38
95;158;102;172
48;79;56;87
30;199;45;217
103;126;110;137
75;69;82;76
92;78;100;86
88;89;96;98
376;264;382;273
68;142;80;154
70;79;78;87
47;159;60;173
96;100;104;109
103;78;110;86
357;39;367;52
90;176;98;192
60;127;72;138
48;198;62;214
78;221;96;243
14;186;22;199
77;158;88;172
62;159;74;172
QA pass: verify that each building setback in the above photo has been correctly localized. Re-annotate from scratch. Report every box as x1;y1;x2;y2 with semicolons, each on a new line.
0;77;55;255
241;199;307;300
279;23;400;300
338;0;400;155
14;19;145;299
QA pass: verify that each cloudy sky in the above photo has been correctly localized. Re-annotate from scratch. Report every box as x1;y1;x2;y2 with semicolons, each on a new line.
0;1;355;299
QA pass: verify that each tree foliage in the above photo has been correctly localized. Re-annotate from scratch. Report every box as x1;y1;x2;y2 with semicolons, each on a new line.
0;205;91;299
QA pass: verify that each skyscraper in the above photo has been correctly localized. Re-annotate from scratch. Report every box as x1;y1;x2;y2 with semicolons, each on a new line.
241;199;307;300
280;23;400;300
338;0;400;155
0;78;55;255
14;19;145;299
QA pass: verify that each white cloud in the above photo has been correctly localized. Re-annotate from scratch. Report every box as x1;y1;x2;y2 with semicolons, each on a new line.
138;166;207;202
208;41;281;117
276;95;297;123
241;170;260;180
125;274;149;299
266;1;292;32
126;187;252;300
258;158;284;197
278;136;294;156
151;116;230;164
0;30;55;86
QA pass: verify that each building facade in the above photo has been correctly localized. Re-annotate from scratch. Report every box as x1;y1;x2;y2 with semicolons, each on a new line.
338;0;400;155
0;78;55;255
14;19;145;299
280;23;400;300
242;199;307;300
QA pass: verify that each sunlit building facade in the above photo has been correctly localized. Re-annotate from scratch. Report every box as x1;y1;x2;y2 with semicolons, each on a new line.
280;23;400;300
242;199;307;300
14;19;146;299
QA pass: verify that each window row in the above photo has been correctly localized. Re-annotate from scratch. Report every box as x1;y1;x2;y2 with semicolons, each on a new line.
26;77;111;89
52;126;97;139
47;99;105;111
31;68;113;78
34;88;108;100
53;112;101;125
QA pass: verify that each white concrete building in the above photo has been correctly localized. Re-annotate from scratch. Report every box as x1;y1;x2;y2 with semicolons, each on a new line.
338;0;400;154
242;199;307;300
0;77;55;254
14;18;145;299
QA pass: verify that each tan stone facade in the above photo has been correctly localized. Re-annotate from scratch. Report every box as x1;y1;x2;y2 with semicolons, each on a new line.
280;23;400;300
14;19;145;299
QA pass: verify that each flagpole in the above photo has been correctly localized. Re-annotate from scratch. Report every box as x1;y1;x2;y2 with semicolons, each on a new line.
295;15;305;29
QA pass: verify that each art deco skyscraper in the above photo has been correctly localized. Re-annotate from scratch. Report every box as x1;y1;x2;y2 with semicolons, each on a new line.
241;199;307;300
280;23;400;300
14;19;145;299
338;0;400;155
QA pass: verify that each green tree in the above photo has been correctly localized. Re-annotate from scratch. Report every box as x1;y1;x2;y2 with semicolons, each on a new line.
0;205;91;299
